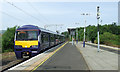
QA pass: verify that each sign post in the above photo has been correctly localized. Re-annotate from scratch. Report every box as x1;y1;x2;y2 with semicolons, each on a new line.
97;6;100;52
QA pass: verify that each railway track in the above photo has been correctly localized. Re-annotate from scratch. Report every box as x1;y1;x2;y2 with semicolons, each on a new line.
2;57;29;72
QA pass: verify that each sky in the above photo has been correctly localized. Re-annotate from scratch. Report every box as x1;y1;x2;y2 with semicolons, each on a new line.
0;0;119;33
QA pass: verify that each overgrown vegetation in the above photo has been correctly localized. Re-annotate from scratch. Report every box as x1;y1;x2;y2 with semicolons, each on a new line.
2;26;16;53
95;32;120;47
62;23;120;47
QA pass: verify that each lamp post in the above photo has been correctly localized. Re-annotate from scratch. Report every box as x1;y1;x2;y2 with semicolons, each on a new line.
83;20;86;47
81;13;90;47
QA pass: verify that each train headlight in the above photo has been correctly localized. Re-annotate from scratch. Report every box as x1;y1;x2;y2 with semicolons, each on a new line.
15;45;22;48
31;45;38;48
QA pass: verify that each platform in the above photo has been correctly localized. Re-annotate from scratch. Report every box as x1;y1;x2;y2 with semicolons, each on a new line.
7;41;119;72
75;41;118;70
33;42;89;71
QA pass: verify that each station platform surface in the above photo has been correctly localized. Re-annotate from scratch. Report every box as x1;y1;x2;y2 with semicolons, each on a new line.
75;41;118;70
33;42;89;71
7;41;119;72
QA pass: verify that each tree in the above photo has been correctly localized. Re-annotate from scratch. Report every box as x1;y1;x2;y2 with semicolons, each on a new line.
61;31;69;40
78;27;84;41
87;25;97;43
2;26;16;52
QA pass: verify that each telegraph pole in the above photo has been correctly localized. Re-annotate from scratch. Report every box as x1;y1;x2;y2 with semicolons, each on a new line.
97;6;100;52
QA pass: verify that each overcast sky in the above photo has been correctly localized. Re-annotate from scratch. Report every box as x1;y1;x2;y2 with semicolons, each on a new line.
0;0;118;32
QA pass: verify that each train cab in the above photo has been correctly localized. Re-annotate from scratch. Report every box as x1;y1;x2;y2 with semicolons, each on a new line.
14;25;65;59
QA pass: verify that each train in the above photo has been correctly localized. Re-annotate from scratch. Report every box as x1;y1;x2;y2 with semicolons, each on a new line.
14;25;65;59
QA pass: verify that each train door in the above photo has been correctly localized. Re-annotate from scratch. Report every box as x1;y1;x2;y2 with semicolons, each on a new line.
54;34;56;45
50;34;54;46
40;32;49;50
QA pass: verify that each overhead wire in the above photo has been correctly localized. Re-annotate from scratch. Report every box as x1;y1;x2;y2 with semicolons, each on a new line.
4;0;47;24
26;0;49;24
1;11;28;23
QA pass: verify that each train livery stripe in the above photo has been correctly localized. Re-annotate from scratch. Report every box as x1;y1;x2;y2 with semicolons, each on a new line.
31;41;68;72
15;41;38;48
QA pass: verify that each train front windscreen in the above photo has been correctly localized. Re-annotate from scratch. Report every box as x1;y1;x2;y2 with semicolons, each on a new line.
16;31;38;40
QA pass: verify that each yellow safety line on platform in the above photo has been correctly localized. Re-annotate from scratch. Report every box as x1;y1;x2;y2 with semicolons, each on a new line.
31;41;68;72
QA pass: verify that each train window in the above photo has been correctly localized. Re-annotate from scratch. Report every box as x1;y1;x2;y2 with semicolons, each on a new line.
41;32;49;43
45;33;49;42
50;34;54;42
16;31;38;40
28;31;38;39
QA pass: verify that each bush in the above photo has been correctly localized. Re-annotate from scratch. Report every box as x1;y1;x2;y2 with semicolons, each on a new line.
2;26;16;53
95;32;119;47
